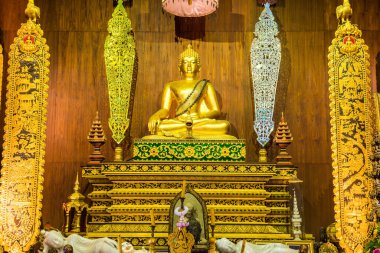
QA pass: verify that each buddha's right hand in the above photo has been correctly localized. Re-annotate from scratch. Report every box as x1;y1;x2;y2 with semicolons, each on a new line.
148;114;161;134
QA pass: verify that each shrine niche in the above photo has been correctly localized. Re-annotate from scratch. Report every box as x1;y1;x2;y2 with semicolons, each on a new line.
168;184;209;251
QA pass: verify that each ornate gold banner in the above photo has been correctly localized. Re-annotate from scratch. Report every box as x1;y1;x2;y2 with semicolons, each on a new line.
0;44;3;106
328;1;375;252
104;0;136;144
0;1;49;252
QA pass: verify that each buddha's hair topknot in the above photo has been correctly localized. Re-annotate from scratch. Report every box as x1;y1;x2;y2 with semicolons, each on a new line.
179;44;201;67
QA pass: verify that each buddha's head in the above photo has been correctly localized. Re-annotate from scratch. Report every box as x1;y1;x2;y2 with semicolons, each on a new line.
179;44;201;79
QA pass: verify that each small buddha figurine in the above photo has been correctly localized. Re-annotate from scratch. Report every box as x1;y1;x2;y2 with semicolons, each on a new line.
146;44;235;139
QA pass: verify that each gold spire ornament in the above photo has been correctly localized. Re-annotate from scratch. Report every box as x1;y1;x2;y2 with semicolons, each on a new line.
328;0;375;252
291;191;302;240
0;0;50;252
87;112;106;164
274;113;293;166
104;0;136;160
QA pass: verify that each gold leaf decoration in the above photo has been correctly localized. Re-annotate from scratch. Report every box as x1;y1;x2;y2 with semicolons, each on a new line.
104;0;136;144
0;0;49;252
328;1;375;252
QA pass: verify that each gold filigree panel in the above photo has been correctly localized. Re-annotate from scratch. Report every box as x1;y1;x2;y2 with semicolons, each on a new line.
113;198;172;205
92;201;112;207
113;182;265;190
214;225;281;234
103;163;277;175
105;0;136;144
328;18;374;252
87;224;169;233
83;162;298;178
0;3;49;252
93;184;113;191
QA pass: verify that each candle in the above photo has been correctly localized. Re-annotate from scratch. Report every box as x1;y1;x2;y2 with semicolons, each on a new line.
210;208;215;225
181;180;186;198
150;209;156;226
118;234;122;253
241;240;246;253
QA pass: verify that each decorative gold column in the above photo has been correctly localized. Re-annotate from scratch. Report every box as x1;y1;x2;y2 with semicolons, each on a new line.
328;0;375;252
0;0;49;252
104;0;136;161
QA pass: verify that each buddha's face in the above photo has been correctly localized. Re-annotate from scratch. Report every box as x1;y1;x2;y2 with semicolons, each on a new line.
179;56;200;77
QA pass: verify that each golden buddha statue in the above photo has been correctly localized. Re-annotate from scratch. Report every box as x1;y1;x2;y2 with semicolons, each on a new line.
145;44;235;139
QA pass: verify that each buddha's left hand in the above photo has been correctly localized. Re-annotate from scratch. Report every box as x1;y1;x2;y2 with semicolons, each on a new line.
148;114;161;134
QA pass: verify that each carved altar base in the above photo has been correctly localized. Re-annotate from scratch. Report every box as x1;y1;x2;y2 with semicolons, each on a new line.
83;141;302;250
133;139;246;162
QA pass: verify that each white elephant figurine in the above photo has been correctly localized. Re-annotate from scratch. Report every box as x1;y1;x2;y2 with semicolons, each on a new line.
41;230;147;253
216;238;299;253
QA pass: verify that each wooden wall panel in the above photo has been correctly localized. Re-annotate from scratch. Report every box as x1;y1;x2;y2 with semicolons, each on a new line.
1;0;379;239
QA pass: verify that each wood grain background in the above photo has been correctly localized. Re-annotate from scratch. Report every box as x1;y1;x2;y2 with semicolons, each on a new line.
1;0;379;239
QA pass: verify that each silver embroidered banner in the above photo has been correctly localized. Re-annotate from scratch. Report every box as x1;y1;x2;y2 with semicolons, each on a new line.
251;3;281;147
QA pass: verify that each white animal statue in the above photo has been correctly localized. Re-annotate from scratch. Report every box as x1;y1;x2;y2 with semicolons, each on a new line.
41;230;147;253
216;238;299;253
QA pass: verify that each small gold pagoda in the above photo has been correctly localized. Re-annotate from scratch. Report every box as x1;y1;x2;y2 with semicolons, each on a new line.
64;173;88;234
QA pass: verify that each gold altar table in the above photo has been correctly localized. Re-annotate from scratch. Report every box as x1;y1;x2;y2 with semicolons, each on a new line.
83;161;296;249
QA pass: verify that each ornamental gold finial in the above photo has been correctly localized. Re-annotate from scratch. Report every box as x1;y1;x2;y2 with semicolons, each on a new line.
274;112;293;166
25;0;40;22
73;173;80;193
87;111;106;165
68;172;86;203
179;44;200;67
291;191;302;240
336;0;352;24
